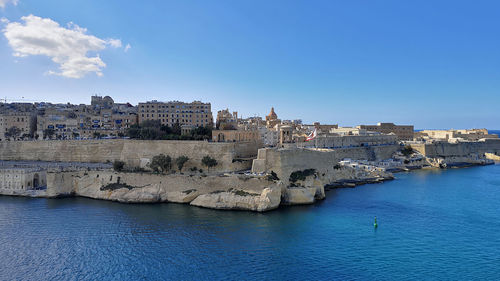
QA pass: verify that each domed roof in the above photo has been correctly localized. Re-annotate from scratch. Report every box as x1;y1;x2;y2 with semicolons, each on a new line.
267;107;277;119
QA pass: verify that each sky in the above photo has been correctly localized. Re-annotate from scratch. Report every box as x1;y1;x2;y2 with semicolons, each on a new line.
0;0;499;129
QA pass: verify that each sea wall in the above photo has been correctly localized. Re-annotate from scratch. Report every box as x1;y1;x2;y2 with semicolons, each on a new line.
411;139;500;158
0;140;259;172
252;145;399;185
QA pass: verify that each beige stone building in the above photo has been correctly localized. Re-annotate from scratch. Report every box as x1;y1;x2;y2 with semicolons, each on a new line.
0;112;36;140
212;129;260;143
138;100;213;127
417;129;498;141
357;123;414;141
216;109;238;130
0;168;46;190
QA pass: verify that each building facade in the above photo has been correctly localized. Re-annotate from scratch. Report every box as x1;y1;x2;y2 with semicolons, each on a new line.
138;100;213;127
0;112;36;140
0;168;47;191
357;123;414;141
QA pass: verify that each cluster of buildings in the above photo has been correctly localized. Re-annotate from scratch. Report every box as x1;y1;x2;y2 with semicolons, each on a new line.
212;107;413;149
0;96;213;141
2;95;497;150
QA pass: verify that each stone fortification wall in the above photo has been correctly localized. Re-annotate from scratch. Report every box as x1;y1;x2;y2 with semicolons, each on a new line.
301;134;398;149
411;139;500;158
0;140;259;172
252;145;399;185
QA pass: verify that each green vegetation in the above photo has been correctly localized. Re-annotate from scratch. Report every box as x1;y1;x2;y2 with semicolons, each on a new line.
113;160;125;172
175;156;189;172
231;189;258;196
5;126;21;140
148;154;172;173
289;169;316;183
43;128;55;140
266;171;280;181
202;155;218;172
100;182;135;191
126;120;212;140
402;145;414;157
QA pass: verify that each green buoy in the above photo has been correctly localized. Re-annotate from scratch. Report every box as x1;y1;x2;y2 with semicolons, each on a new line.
374;216;378;228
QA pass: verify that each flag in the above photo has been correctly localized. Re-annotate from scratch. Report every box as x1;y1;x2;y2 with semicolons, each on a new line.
306;128;317;141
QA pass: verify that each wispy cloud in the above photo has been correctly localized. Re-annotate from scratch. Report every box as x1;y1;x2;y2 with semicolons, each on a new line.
2;15;123;78
124;43;131;52
0;0;18;9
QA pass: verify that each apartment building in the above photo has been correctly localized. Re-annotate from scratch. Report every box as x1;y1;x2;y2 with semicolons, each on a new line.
138;100;213;127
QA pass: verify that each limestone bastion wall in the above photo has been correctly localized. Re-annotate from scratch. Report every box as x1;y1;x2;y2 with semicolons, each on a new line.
411;139;500;158
0;140;260;172
252;145;399;185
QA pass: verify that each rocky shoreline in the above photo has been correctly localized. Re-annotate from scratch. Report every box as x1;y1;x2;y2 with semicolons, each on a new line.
0;155;495;212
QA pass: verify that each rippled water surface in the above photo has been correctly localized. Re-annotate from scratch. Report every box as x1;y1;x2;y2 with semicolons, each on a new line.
1;165;500;280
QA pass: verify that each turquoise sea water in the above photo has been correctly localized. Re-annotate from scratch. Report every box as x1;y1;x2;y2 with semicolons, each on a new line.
1;164;500;280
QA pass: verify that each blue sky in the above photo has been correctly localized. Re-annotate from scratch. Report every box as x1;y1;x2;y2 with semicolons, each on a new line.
0;0;499;129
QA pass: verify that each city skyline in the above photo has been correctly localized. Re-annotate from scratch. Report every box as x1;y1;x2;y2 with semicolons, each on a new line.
1;0;499;129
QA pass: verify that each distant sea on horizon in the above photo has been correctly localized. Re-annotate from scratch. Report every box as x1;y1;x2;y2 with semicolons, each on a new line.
489;130;500;136
1;165;500;280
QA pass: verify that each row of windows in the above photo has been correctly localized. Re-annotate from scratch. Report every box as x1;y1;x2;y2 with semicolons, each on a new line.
141;110;207;113
140;104;209;109
142;118;211;123
3;127;26;132
0;118;27;122
141;114;210;118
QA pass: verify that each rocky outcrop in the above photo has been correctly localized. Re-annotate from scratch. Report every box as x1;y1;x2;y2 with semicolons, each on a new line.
485;153;500;161
281;187;316;205
190;186;281;212
40;170;284;211
162;190;201;203
426;155;494;168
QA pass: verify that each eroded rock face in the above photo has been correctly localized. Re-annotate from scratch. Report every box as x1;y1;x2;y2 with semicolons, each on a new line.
281;187;316;205
162;190;200;203
190;186;281;212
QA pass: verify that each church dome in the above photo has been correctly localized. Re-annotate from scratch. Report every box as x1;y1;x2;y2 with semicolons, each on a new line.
267;107;277;120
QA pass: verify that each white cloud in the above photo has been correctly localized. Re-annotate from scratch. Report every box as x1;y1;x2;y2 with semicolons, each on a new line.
107;38;122;48
124;43;131;52
0;0;18;9
2;15;123;78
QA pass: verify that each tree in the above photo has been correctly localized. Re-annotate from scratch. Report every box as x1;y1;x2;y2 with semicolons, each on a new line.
93;132;102;139
113;160;125;172
5;126;21;140
402;145;414;157
172;122;182;135
43;128;55;140
202;155;218;172
176;156;189;172
72;132;80;139
148;154;172;173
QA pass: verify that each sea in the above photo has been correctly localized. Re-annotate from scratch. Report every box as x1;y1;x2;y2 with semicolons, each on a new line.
1;163;499;280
